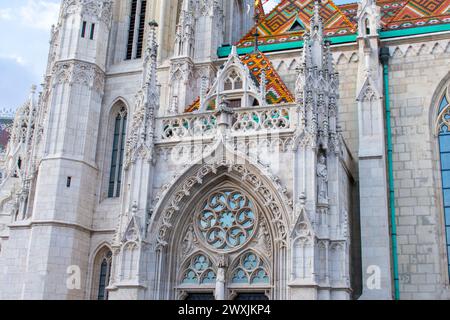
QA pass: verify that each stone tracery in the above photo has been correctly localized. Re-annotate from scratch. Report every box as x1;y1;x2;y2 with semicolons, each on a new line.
196;190;257;251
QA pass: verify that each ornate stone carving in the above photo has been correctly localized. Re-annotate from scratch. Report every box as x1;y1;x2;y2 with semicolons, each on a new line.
52;61;105;92
181;224;197;257
195;190;257;252
153;160;290;249
62;0;113;26
125;21;159;167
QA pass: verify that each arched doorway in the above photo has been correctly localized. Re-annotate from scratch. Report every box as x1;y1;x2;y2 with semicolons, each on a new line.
149;161;291;300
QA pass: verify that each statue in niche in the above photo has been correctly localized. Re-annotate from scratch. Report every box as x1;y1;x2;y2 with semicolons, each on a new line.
317;152;328;204
215;254;228;301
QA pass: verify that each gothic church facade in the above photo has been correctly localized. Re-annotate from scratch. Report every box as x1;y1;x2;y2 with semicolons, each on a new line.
0;0;449;300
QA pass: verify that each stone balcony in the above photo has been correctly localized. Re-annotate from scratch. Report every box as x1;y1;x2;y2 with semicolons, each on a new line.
155;103;298;144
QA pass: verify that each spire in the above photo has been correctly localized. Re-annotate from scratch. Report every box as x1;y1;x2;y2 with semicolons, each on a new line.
310;1;323;38
308;1;324;69
253;0;264;52
295;1;339;149
144;20;159;99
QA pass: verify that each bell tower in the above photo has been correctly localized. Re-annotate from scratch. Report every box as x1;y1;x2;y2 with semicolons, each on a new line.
6;0;114;299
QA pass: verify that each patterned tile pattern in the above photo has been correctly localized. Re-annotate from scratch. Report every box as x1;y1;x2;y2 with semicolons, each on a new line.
239;0;356;48
238;0;450;49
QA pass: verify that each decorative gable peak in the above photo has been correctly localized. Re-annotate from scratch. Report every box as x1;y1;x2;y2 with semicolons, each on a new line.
185;46;294;112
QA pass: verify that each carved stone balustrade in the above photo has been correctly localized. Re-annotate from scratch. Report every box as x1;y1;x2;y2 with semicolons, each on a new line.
157;113;218;142
231;104;296;136
155;103;298;143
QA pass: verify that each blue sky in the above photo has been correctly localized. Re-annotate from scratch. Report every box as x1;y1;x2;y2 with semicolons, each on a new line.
0;0;355;110
0;0;60;109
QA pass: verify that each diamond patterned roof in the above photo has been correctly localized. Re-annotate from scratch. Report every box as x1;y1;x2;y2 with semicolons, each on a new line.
239;0;356;49
238;0;450;49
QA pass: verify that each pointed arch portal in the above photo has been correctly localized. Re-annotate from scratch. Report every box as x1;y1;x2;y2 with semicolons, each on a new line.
148;156;292;300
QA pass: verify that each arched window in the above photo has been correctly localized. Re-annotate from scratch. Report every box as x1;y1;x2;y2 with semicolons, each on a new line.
177;187;272;300
437;90;450;277
108;107;127;198
224;70;243;91
91;247;113;300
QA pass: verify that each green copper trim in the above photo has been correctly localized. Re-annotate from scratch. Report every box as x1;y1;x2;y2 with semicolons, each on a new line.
380;47;401;301
218;23;450;58
380;23;450;39
218;34;357;57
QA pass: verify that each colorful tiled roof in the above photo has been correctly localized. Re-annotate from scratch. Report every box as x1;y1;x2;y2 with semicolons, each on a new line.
238;0;450;50
241;51;295;104
340;0;450;30
239;0;356;49
380;0;450;30
185;51;294;112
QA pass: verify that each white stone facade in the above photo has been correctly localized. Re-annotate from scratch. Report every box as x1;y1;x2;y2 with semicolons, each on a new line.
0;0;449;300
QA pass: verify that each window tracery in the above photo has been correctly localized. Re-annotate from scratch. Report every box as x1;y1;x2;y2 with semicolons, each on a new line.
437;88;450;277
181;253;217;285
230;252;270;285
223;70;243;91
195;190;257;252
437;91;450;134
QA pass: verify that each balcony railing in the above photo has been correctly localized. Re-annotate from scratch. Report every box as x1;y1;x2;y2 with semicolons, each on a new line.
156;103;297;143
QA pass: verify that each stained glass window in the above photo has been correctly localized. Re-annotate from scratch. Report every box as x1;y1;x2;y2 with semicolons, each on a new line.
196;191;256;251
438;92;450;277
108;108;127;198
231;252;270;285
181;254;217;285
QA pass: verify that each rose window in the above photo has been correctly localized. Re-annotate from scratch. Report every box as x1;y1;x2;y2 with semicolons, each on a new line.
196;191;257;251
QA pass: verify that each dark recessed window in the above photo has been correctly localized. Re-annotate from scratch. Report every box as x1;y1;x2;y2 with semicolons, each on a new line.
126;0;147;60
135;0;147;59
126;0;138;60
90;23;95;40
81;21;87;38
108;108;128;198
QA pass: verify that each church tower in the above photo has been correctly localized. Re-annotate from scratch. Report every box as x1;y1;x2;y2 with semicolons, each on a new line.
0;0;113;299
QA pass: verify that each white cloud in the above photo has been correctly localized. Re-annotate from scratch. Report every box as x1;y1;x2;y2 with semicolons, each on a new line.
0;54;27;66
19;0;59;30
0;8;13;21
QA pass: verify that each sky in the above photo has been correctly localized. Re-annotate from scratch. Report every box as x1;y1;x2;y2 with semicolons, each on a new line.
0;0;355;111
